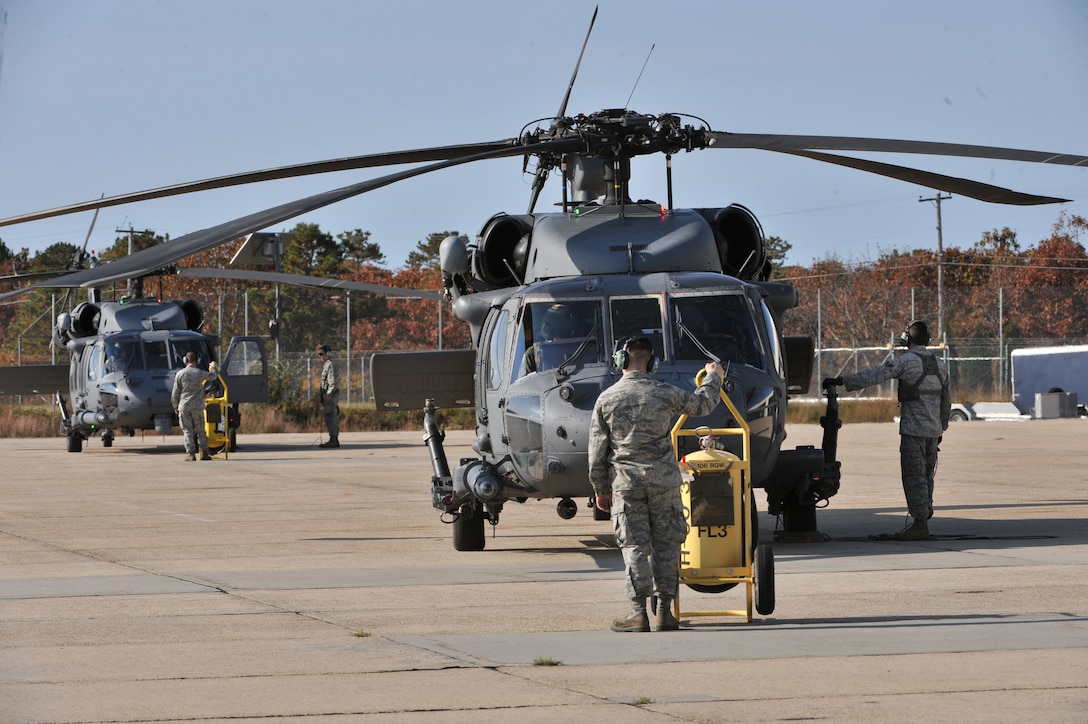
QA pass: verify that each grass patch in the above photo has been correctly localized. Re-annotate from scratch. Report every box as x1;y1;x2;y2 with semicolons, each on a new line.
532;657;562;666
786;397;902;424
352;630;372;638
632;696;654;706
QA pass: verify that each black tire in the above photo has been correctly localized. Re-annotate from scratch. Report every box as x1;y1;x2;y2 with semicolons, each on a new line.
754;543;775;615
228;427;238;452
208;443;225;455
453;506;486;551
949;410;968;422
66;433;82;453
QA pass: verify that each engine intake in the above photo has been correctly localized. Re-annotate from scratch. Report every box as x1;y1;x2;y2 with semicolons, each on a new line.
472;214;533;288
699;204;767;280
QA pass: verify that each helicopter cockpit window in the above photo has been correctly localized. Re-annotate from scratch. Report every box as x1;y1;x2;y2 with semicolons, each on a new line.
104;338;141;374
672;294;762;367
609;297;664;364
515;300;602;378
171;339;208;370
143;340;172;371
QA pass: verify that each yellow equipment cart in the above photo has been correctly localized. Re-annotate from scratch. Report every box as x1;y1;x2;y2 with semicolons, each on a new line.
203;371;230;459
671;371;774;622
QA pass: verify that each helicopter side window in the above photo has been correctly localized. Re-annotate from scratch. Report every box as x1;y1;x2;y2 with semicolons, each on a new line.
486;310;509;389
87;344;104;381
609;297;664;364
672;294;762;367
759;299;785;378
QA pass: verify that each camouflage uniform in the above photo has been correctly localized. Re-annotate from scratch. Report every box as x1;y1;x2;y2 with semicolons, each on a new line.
589;370;722;600
171;364;217;456
842;348;951;521
320;356;340;440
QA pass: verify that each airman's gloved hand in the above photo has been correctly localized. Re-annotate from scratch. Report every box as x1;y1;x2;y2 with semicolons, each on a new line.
822;376;843;391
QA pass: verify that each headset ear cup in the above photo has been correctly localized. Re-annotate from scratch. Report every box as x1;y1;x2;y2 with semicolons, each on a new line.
648;354;659;373
613;349;628;369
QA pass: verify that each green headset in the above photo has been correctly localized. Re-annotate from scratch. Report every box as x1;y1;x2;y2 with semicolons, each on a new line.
898;320;931;347
612;337;659;373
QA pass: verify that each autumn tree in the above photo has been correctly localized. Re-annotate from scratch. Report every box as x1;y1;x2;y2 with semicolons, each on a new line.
1008;213;1088;339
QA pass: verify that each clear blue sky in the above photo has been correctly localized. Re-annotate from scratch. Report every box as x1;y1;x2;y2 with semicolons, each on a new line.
1;0;1085;271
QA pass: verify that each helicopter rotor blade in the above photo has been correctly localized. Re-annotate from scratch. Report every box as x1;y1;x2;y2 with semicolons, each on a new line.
0;140;520;229
706;131;1088;167
771;148;1070;205
0;138;581;298
527;5;599;214
178;268;442;300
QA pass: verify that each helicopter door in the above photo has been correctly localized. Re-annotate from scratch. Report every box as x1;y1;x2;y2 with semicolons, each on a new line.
220;336;270;403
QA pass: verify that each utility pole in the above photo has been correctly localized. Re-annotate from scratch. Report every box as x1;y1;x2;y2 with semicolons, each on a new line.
115;226;156;299
918;194;951;341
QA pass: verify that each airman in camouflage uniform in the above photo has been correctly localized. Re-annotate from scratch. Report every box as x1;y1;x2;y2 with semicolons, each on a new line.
590;337;723;632
824;320;951;540
317;345;340;448
171;351;218;461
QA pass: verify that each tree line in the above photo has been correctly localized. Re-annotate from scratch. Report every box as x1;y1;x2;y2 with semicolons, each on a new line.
2;212;1085;368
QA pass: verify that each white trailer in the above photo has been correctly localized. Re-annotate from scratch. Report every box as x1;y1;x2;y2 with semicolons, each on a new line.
1010;345;1088;417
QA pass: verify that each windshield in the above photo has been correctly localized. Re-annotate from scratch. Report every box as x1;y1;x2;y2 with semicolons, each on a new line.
513;300;603;378
672;294;763;367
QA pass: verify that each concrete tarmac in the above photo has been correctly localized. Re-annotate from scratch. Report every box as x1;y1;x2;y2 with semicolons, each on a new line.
1;420;1086;722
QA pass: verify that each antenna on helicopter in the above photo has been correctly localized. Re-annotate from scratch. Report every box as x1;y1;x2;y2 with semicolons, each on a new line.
624;43;655;110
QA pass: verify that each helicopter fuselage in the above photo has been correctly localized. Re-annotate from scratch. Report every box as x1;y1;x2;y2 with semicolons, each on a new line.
466;271;788;506
54;298;269;452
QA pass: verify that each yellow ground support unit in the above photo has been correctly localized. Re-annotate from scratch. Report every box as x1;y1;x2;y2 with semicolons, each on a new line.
203;373;230;460
671;372;774;622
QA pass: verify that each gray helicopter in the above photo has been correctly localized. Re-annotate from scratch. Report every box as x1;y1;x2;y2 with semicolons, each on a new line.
51;292;269;453
1;12;1084;546
0;258;442;454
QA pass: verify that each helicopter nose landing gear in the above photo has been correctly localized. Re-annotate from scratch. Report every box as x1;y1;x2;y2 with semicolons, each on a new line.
556;497;578;519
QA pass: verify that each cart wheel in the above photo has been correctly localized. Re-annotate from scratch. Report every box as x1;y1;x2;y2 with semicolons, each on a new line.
754;543;775;615
686;581;737;593
208;444;226;455
453;505;486;551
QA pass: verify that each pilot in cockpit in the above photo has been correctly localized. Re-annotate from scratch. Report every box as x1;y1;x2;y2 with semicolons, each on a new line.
522;303;590;375
106;342;135;373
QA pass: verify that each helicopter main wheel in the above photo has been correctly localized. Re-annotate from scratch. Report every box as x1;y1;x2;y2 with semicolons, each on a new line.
228;427;238;452
754;543;775;615
102;431;114;448
66;433;83;453
452;505;486;551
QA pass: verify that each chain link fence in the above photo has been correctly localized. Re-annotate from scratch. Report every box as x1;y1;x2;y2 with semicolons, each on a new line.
3;283;1084;405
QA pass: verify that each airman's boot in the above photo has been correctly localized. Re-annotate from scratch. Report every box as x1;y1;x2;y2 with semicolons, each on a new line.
611;598;650;632
892;518;931;540
200;449;212;461
654;596;680;631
